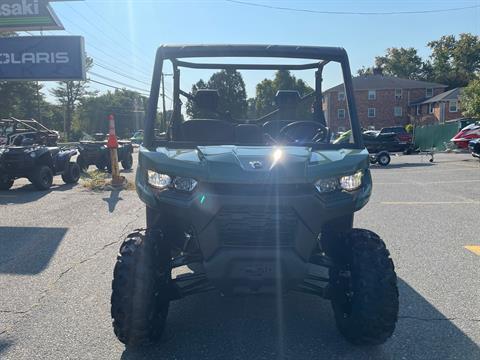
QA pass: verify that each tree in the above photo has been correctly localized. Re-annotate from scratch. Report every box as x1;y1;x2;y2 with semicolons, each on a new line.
357;66;373;76
427;33;480;88
186;70;247;119
76;89;148;139
374;47;427;80
461;79;480;119
51;57;94;140
254;70;314;118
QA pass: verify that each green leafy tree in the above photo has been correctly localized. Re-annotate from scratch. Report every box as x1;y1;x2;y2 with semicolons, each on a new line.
374;47;427;80
357;66;374;76
51;57;95;140
461;79;480;119
187;70;247;119
427;33;480;88
76;89;148;139
254;70;314;118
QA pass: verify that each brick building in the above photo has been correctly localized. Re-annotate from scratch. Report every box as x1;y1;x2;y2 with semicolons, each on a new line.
323;74;447;132
411;87;463;124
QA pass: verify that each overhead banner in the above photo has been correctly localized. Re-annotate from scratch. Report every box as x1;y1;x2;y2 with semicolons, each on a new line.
0;0;78;32
0;36;86;81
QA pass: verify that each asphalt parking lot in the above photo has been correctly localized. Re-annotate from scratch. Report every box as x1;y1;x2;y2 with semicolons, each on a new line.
0;152;479;360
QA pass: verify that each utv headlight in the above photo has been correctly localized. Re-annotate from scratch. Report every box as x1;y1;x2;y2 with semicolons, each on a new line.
339;171;363;191
315;178;339;193
315;170;363;193
147;170;198;192
173;177;198;192
147;170;172;189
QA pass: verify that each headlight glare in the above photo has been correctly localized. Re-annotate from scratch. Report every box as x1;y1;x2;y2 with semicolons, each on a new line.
340;171;363;191
147;170;171;189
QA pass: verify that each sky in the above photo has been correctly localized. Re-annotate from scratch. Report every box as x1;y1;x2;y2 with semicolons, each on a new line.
29;0;480;110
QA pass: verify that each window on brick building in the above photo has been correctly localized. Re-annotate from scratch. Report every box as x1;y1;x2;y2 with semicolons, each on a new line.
416;106;421;116
338;92;345;101
395;88;402;99
368;90;376;100
394;107;402;117
428;103;434;114
449;100;458;112
338;108;345;119
368;108;376;118
426;88;433;98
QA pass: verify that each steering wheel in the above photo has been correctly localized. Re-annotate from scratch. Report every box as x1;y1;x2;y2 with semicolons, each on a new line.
279;121;329;144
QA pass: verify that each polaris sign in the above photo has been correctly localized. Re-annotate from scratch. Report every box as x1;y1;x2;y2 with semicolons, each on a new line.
0;36;85;81
0;0;78;32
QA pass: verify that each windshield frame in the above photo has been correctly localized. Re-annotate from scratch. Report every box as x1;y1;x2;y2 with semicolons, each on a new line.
144;45;363;149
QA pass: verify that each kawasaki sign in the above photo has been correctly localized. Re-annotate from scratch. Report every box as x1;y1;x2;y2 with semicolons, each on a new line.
0;36;85;80
0;0;79;31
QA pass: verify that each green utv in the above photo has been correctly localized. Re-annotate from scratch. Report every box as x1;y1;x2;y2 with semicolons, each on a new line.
111;45;399;347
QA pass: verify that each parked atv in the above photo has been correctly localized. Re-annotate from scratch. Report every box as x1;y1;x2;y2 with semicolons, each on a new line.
0;118;80;191
76;133;134;172
111;45;399;347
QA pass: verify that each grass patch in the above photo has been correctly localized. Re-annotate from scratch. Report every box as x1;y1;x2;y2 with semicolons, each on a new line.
80;170;135;191
80;170;109;191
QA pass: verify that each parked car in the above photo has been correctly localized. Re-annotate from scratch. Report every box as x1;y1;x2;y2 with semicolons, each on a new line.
468;138;480;159
0;118;80;191
379;126;413;144
76;133;134;172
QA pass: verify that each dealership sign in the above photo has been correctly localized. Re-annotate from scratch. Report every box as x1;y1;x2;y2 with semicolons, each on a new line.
0;0;75;31
0;36;85;80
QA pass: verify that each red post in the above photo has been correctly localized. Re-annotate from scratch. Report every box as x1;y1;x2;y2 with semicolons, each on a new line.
107;114;119;149
107;115;122;185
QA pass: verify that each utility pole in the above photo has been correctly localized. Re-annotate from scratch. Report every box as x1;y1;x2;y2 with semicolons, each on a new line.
161;74;167;132
36;81;41;121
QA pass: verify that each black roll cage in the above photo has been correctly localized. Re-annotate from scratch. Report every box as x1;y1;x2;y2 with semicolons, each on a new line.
144;45;363;149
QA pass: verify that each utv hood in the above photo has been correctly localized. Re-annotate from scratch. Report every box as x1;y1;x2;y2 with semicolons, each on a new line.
141;145;369;184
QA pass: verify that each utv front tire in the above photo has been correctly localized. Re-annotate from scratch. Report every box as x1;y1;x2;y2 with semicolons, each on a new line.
62;162;81;184
111;230;171;346
31;166;53;190
329;229;398;346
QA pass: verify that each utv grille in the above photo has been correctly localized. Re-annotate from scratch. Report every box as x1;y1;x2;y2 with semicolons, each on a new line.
216;205;298;247
208;183;313;196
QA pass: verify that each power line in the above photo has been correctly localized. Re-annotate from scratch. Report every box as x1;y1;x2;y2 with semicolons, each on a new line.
225;0;480;15
59;19;153;78
65;2;154;68
88;78;149;96
94;63;151;86
88;72;150;93
83;1;154;63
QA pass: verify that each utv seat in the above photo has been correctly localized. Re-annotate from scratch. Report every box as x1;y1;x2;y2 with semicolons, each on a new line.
180;119;235;143
235;124;264;144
